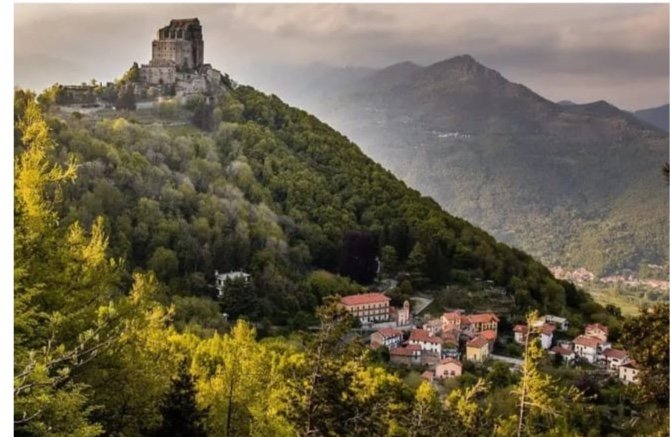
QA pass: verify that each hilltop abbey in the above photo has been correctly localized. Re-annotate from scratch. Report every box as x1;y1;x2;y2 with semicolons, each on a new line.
139;18;223;96
53;18;226;110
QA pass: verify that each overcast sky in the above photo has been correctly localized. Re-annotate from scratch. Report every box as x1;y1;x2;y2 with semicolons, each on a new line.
14;3;669;110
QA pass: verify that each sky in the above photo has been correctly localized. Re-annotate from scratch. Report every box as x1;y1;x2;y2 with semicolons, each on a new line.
14;3;670;110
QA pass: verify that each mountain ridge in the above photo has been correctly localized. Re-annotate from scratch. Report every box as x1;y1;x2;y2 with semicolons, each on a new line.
277;55;669;278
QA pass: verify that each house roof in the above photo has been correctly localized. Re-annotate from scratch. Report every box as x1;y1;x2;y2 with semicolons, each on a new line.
341;292;390;306
603;348;628;360
438;357;462;367
585;323;609;334
550;346;574;356
441;329;460;344
481;330;497;341
409;329;441;344
442;311;462;321
573;335;602;348
390;345;421;356
463;312;500;324
467;335;490;349
620;360;638;369
375;328;402;339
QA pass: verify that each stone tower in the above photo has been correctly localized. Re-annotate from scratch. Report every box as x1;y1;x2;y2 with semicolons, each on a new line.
150;18;204;70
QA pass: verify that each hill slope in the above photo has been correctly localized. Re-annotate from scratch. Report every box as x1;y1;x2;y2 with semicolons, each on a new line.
34;81;599;324
276;55;669;278
633;104;669;132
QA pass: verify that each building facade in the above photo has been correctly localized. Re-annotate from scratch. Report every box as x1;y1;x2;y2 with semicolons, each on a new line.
340;293;391;323
151;18;204;70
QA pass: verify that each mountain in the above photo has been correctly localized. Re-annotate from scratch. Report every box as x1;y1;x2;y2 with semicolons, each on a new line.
23;77;602;325
269;55;669;278
633;104;669;132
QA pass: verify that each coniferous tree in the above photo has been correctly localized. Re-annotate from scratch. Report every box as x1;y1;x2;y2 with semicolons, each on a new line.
153;360;207;437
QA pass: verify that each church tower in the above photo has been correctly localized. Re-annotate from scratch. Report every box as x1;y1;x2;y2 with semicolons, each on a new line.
150;18;204;70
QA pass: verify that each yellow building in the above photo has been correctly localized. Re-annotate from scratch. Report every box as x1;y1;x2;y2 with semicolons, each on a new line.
466;335;490;362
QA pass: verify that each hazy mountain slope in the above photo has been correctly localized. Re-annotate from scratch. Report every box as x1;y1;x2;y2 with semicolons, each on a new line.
282;55;669;277
633;104;669;132
38;81;598;321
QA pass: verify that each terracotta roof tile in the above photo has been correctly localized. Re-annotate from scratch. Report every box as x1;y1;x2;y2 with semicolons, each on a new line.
550;346;574;356
585;323;609;334
573;335;602;348
409;329;441;344
467;335;490;349
341;292;390;306
603;348;628;360
481;330;497;341
375;328;403;339
438;357;462;367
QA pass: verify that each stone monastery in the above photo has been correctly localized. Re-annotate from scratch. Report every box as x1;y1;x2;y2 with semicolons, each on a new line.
139;18;223;97
55;18;226;109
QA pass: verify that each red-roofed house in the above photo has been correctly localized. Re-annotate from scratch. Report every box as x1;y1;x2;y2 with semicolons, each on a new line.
409;329;442;354
619;361;640;385
389;344;421;366
462;312;499;335
441;311;462;332
370;328;403;350
573;335;603;363
603;348;629;371
340;293;390;323
466;335;490;362
481;329;497;352
549;346;575;363
435;358;462;379
585;323;609;342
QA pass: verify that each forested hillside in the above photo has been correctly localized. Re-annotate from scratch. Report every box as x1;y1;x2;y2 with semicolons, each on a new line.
19;84;600;324
262;55;669;279
13;84;668;436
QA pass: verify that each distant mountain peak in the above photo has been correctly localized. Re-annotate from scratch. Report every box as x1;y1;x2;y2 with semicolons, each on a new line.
421;54;505;85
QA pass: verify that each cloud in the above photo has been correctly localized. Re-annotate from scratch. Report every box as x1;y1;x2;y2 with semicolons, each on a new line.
14;3;669;108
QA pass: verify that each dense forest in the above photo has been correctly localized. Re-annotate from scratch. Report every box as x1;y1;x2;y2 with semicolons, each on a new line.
13;84;669;436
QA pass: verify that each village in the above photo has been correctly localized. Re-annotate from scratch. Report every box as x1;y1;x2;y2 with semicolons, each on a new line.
338;290;640;387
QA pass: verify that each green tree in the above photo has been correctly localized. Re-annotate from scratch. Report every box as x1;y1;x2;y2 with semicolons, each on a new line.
380;245;399;276
620;303;669;432
407;242;429;289
408;381;444;437
153;360;208;437
14;101;119;435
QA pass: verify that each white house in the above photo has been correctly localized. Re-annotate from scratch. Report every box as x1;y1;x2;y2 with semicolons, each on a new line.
543;315;569;331
619;361;640;385
408;329;442;354
370;328;403;350
603;348;629;372
550;346;575;363
540;324;556;350
573;335;601;363
215;270;251;298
